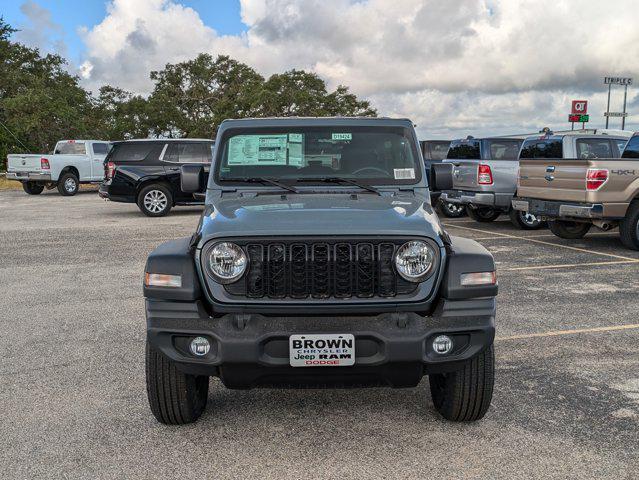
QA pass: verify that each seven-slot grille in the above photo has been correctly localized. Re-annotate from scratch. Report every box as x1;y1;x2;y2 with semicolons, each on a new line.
223;240;423;300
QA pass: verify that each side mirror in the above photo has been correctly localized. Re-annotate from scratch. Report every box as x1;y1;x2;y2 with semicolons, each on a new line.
181;165;205;193
431;163;454;191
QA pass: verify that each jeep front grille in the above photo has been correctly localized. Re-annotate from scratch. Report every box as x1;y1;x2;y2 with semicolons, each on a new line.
224;240;421;300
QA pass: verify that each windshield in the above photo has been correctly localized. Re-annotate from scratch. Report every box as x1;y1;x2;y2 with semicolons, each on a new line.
215;126;421;185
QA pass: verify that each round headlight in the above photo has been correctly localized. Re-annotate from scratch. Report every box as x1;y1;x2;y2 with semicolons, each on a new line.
395;241;435;282
207;242;247;283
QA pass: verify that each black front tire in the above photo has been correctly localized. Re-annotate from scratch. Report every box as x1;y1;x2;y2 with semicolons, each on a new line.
137;184;173;217
429;345;495;422
509;208;544;230
619;200;639;250
145;340;209;425
437;199;466;218
548;220;591;239
57;172;79;196
466;205;501;222
22;181;44;195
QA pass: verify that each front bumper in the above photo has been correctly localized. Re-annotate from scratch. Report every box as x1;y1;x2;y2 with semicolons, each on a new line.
6;172;52;182
512;198;604;220
442;190;512;209
146;297;496;388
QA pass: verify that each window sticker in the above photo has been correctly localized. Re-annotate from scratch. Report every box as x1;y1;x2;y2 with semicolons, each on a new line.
288;133;303;143
228;135;288;165
331;133;352;141
394;168;415;180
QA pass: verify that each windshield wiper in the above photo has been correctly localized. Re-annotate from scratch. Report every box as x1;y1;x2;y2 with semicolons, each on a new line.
297;177;381;196
221;177;298;193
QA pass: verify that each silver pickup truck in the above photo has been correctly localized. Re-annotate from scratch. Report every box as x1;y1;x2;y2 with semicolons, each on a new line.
441;132;631;229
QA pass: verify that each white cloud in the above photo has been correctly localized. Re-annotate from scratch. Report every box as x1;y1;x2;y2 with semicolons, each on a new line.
77;0;639;137
15;1;67;57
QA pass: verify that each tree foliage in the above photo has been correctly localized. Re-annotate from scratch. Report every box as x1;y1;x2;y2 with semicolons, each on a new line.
0;18;376;170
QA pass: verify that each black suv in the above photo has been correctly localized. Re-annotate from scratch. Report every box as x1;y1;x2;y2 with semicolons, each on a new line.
99;139;214;216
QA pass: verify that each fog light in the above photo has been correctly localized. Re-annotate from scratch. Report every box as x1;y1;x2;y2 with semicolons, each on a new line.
189;337;210;356
432;335;453;355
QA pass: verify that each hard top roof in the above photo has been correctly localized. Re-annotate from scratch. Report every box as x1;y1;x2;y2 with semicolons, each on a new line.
218;117;413;128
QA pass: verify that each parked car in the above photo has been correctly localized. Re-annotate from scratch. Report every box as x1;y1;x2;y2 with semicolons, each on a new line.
6;140;110;196
439;136;536;227
142;117;498;425
513;132;639;249
99;138;214;216
441;132;630;229
420;140;464;218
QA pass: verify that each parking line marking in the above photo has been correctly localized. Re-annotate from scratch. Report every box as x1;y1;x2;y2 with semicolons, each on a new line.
501;260;639;271
497;324;639;341
478;232;619;240
443;223;639;262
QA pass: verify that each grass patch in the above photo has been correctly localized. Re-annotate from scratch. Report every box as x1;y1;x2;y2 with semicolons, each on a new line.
0;174;100;192
0;175;22;190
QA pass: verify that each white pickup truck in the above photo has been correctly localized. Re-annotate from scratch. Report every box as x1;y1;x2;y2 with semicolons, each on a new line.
6;139;110;196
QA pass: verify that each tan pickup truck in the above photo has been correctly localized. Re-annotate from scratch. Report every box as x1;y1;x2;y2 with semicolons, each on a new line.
512;133;639;249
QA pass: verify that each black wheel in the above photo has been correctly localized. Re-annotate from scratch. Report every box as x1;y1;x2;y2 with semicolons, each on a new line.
429;345;494;422
466;205;501;222
137;184;173;217
548;220;591;239
509;208;544;230
22;181;44;195
145;340;209;425
619;200;639;250
57;172;79;196
437;199;466;218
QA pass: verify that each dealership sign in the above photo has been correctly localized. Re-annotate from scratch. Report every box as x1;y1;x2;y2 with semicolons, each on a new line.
571;100;588;114
569;100;589;123
604;112;628;117
568;114;589;122
604;77;632;85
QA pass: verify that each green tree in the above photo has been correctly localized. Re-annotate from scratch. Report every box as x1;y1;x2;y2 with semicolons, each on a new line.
0;18;95;168
258;70;376;117
91;86;150;140
146;54;264;138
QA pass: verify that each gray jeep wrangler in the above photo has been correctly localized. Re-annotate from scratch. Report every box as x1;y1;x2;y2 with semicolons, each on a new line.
143;117;497;424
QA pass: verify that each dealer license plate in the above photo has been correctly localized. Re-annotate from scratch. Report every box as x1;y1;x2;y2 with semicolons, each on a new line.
289;334;355;367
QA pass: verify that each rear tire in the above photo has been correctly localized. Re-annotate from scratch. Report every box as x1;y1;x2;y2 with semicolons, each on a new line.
509;208;544;230
57;172;79;196
619;200;639;250
145;340;209;425
548;220;591;239
466;205;501;222
22;182;44;195
429;345;495;422
437;199;466;218
137;184;173;217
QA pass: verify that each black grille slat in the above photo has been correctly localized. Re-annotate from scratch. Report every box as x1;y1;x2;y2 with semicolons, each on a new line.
246;244;265;297
227;240;423;300
355;243;375;298
312;243;331;298
378;243;396;297
267;244;286;298
289;244;309;298
334;243;353;298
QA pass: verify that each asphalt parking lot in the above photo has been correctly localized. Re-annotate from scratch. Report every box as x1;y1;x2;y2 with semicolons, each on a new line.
1;189;638;479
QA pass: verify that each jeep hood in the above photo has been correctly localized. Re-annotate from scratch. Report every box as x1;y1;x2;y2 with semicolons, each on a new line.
197;193;445;246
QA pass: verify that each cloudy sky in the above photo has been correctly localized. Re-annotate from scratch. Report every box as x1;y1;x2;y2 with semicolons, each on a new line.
5;0;639;138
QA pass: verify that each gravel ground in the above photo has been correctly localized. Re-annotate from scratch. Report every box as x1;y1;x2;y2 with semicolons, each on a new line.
1;188;638;479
